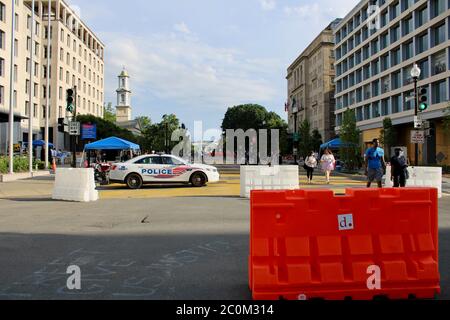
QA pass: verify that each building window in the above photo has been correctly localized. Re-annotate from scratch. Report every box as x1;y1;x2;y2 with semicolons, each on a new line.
372;80;380;97
404;90;414;110
0;2;5;22
391;1;400;20
0;57;3;77
417;32;429;54
392;71;401;89
431;0;446;19
431;50;446;75
381;99;389;116
391;47;400;66
391;24;400;43
382;75;390;93
372;101;380;118
432;80;447;103
391;95;401;113
0;30;5;49
416;6;428;27
0;85;3;104
432;23;445;47
381;54;389;71
418;58;429;80
356;107;363;122
402;16;413;36
402;41;413;61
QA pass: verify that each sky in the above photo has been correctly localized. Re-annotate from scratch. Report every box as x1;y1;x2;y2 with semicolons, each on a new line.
67;0;360;131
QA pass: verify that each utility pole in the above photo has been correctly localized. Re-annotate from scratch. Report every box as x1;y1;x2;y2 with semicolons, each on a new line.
45;0;52;169
71;86;78;168
28;0;35;173
8;0;16;174
411;63;421;166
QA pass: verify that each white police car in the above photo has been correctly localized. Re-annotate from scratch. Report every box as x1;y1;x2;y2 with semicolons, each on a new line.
109;154;220;189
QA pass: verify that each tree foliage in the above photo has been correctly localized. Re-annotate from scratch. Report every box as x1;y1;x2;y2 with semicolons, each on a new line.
140;114;181;153
380;117;396;158
221;104;290;155
298;120;312;159
76;114;137;143
339;108;362;171
103;102;116;123
311;129;323;154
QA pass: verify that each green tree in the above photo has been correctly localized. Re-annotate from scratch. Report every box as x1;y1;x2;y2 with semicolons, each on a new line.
339;108;362;172
135;116;152;130
298;119;312;159
103;103;116;123
311;129;323;153
222;104;268;131
140;114;181;153
380;117;396;159
221;104;290;155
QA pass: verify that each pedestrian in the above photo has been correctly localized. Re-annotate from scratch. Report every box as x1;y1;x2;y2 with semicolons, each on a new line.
390;148;409;188
304;151;317;184
320;149;336;184
364;138;386;188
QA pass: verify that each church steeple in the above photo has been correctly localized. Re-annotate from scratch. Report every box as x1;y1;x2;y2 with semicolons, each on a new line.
116;68;132;123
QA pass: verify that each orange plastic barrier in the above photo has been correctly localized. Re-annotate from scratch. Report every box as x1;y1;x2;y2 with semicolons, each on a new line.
249;188;440;300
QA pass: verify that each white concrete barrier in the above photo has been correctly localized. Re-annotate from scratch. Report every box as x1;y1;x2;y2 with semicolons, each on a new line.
52;168;98;202
385;166;442;198
240;165;299;198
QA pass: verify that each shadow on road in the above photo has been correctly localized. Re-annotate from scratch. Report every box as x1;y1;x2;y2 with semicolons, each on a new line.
0;232;251;300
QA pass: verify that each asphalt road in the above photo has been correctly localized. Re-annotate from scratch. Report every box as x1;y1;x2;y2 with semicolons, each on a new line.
0;193;449;300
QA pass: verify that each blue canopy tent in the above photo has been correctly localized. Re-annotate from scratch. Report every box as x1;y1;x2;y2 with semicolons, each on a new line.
22;140;54;148
320;138;356;150
84;137;140;151
82;137;141;167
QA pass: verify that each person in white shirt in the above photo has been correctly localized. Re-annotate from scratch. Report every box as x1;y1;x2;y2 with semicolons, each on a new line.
320;149;336;184
304;151;318;184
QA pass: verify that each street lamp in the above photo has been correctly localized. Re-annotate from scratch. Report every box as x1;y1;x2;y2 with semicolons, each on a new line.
411;63;421;166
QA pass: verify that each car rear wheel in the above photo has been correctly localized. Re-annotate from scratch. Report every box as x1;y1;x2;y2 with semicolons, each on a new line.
126;173;143;189
190;172;206;187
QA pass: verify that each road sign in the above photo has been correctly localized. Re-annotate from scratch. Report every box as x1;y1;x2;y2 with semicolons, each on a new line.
414;116;423;129
411;130;425;144
69;121;80;136
293;133;300;142
81;124;97;140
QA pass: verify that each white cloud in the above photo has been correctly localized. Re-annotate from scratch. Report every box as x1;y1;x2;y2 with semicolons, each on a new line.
284;0;359;21
173;22;191;34
103;31;280;112
260;0;276;11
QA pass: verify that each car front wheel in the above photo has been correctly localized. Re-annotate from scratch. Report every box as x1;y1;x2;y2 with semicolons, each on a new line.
126;173;143;189
190;172;206;187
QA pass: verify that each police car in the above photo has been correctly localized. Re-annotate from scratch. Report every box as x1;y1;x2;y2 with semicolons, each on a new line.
109;154;220;189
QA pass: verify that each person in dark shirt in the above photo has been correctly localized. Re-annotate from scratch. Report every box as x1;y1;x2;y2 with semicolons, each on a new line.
390;148;409;188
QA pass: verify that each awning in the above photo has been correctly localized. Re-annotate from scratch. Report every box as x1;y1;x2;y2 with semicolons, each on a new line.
84;136;140;151
320;138;357;150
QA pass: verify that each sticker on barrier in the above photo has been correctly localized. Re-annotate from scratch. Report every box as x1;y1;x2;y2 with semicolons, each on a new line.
249;188;440;300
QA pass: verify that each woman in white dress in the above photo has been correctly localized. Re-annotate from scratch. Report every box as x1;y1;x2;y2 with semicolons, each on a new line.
320;149;336;184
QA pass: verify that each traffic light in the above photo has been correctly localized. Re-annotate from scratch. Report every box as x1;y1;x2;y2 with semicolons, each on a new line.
418;88;428;112
66;88;74;113
57;118;65;133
